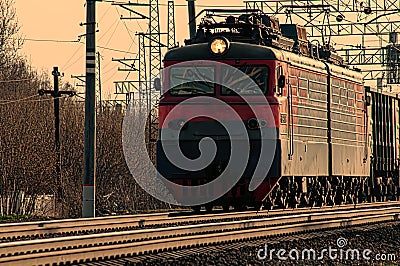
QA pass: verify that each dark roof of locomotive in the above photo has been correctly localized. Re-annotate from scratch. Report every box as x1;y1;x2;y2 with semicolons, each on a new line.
164;41;363;82
164;42;278;61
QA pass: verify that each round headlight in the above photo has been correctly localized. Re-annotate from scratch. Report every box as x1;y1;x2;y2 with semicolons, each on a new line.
210;37;229;55
247;118;267;130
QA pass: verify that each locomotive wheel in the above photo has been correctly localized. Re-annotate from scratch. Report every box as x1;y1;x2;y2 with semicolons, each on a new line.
254;202;263;211
234;204;246;211
222;204;230;212
192;206;201;213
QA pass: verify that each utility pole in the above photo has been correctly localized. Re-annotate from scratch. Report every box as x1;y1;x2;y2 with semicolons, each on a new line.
38;66;75;217
53;67;62;212
187;0;196;39
82;0;97;218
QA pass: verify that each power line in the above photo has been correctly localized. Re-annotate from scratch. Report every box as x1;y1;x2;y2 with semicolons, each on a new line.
0;94;38;104
63;55;84;72
25;38;80;43
0;95;72;105
98;19;119;41
62;43;83;70
158;3;245;8
75;94;85;100
102;70;118;84
29;96;70;103
25;38;137;54
101;17;121;50
94;0;245;7
98;3;112;22
0;78;32;83
97;45;137;54
115;6;138;47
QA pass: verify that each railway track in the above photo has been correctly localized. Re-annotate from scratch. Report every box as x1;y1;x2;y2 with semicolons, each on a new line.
0;202;399;265
0;201;396;242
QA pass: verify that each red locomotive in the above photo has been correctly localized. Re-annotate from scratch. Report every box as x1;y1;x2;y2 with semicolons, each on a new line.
156;9;399;211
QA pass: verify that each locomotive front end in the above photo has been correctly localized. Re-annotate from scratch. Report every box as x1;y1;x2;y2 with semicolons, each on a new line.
156;36;283;210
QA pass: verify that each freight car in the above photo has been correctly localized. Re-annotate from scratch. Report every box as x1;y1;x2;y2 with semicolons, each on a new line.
368;87;400;202
156;9;400;211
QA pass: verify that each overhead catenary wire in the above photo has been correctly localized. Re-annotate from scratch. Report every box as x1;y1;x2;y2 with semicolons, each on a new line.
115;7;138;47
98;19;120;42
63;55;85;72
102;69;119;84
24;38;81;43
158;3;244;8
100;18;121;52
98;3;113;23
62;43;83;70
95;0;245;8
24;38;136;54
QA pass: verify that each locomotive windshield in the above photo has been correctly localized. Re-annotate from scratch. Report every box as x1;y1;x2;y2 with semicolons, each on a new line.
221;65;269;95
168;65;268;96
169;66;215;95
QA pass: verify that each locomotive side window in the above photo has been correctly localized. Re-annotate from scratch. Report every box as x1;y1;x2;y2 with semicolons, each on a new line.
221;65;269;95
276;66;284;95
169;66;215;95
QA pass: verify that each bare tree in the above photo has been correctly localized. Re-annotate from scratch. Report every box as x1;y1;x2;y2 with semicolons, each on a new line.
0;0;172;218
0;0;23;74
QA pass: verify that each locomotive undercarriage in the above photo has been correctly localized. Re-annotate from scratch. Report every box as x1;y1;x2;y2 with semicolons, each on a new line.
263;174;400;210
188;173;400;212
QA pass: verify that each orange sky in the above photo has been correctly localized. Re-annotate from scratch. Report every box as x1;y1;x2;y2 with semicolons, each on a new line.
14;0;383;98
14;0;246;99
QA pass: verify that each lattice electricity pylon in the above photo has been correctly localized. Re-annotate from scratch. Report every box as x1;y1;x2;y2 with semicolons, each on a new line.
137;31;168;162
71;75;86;89
144;0;170;162
244;0;400;88
149;0;162;76
114;0;169;161
113;2;149;106
114;81;139;105
386;42;400;84
168;1;177;49
137;32;153;157
137;33;149;111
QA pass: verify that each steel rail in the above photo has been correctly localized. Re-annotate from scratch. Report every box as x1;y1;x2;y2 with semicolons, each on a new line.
1;201;397;240
0;205;399;265
0;212;171;238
